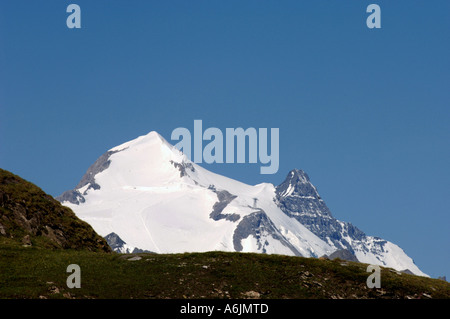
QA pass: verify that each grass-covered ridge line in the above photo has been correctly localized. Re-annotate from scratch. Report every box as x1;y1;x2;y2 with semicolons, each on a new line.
0;168;110;252
0;245;448;299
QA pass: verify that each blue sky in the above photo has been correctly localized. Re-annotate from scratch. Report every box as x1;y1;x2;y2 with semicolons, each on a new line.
0;1;449;278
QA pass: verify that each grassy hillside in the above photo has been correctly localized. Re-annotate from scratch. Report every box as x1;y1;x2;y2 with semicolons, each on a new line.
0;168;110;252
0;244;448;299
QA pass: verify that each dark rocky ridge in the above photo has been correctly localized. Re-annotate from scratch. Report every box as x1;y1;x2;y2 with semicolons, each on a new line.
324;249;359;262
233;209;301;256
104;232;127;251
209;190;240;222
104;232;154;254
276;169;367;254
170;160;195;178
56;149;123;204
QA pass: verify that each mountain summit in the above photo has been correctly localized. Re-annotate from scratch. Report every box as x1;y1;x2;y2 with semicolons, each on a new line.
58;131;427;276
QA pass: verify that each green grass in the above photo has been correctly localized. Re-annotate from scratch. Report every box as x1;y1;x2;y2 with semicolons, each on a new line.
1;242;449;299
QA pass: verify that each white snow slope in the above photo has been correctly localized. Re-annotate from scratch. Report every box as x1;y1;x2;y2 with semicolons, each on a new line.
61;131;427;277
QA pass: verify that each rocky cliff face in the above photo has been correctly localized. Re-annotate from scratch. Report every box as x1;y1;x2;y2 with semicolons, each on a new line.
0;168;111;252
275;169;365;254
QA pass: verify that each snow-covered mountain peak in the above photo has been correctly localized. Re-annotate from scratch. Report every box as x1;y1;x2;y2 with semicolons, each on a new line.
276;169;321;201
57;131;428;277
289;168;310;181
110;131;176;154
